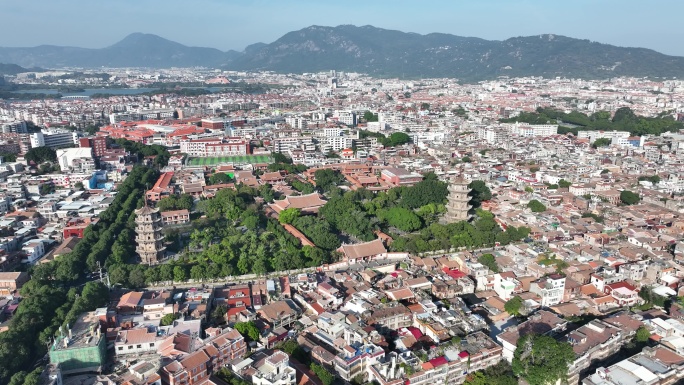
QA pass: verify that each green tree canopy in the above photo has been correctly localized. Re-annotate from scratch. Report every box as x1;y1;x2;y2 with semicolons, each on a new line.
209;172;233;185
114;138;170;167
173;265;187;282
635;326;651;343
160;313;178;326
469;180;492;207
290;179;316;194
501;107;684;137
620;190;640;205
527;200;547;212
0;152;17;163
592;138;612;148
558;179;572;188
387;132;411;146
477;253;500;273
380;207;422;232
638;175;660;185
25;147;57;164
157;194;194;211
310;363;336;385
363;111;379;122
235;321;261;342
272;152;292;164
278;208;301;225
401;174;448;209
314;169;345;192
504;296;523;316
512;334;575;385
464;362;517;385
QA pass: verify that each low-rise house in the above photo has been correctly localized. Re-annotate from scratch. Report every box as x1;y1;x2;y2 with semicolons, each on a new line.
529;274;566;307
22;240;45;264
365;304;412;330
257;300;300;328
334;343;385;382
161;210;190;226
338;239;388;263
566;320;629;384
269;193;327;214
582;346;684;385
497;310;567;361
117;291;144;315
160;350;210;385
251;350;296;385
114;327;163;356
0;271;28;295
142;294;174;322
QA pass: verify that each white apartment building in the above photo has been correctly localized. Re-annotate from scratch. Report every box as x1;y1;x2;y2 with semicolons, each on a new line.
664;174;684;193
569;184;594;196
272;137;314;153
477;126;507;145
529;274;566;307
365;121;388;132
22;240;45;264
109;109;175;124
322;127;342;137
493;273;521;301
251;351;296;385
333;111;357;126
507;123;558;137
577;130;629;144
0;119;27;134
410;130;446;145
56;147;93;172
321;136;354;152
180;138;249;157
284;116;308;130
30;130;78;149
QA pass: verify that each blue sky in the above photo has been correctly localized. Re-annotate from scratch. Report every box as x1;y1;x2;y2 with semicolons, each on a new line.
4;0;684;56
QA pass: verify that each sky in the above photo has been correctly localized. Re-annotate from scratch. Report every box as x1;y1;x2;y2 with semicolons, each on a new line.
3;0;684;56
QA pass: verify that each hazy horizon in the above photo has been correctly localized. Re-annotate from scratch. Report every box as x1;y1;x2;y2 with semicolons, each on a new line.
3;0;684;56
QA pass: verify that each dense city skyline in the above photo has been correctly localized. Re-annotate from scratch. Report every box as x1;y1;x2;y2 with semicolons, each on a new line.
4;0;684;56
4;2;684;385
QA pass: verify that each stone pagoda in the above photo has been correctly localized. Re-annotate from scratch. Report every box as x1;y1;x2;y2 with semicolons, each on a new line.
134;205;165;265
444;178;472;223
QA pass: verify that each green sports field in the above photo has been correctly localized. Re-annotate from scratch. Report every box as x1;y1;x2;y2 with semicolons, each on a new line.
187;155;272;166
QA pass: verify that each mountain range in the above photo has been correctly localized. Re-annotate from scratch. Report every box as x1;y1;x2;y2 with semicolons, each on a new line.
2;25;684;81
0;63;44;76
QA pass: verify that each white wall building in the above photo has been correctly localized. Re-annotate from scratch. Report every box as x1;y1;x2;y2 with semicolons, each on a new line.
530;275;566;307
577;130;630;144
30;129;78;149
251;351;296;385
22;240;45;264
56;147;94;171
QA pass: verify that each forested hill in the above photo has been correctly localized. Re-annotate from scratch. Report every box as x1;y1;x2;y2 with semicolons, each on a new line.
227;25;684;80
3;26;684;80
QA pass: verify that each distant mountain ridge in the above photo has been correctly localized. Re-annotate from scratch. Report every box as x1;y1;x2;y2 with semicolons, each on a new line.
228;25;684;81
0;63;43;75
0;33;240;68
2;26;684;81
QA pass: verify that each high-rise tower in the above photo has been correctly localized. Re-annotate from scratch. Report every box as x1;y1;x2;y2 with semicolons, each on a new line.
134;205;165;265
445;178;472;223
